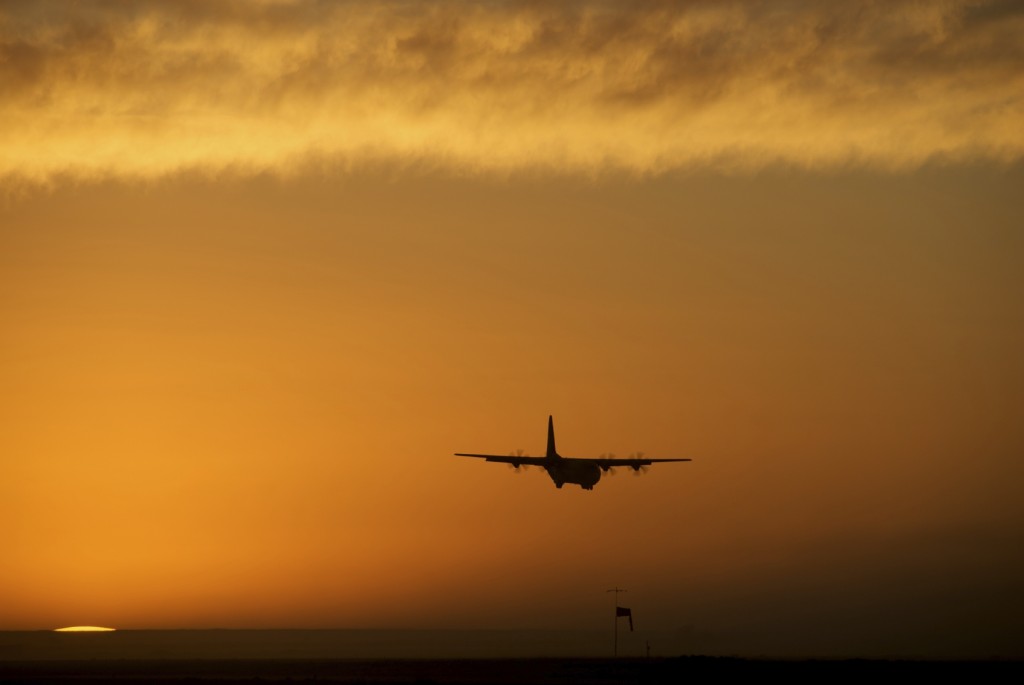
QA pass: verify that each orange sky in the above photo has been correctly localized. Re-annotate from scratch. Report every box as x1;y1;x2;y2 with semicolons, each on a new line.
3;1;1024;659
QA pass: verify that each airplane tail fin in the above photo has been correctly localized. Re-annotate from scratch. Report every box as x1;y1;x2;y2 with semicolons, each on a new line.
546;415;559;458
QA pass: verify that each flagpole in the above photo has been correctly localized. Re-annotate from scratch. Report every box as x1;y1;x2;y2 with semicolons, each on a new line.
606;587;626;657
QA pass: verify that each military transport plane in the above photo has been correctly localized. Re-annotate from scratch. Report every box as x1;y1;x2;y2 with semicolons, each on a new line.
455;416;690;490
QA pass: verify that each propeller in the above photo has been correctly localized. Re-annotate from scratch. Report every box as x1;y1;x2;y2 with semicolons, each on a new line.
507;449;531;473
628;452;649;476
597;453;618;476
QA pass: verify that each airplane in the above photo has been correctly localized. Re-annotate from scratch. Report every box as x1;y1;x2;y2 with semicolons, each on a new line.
455;416;690;490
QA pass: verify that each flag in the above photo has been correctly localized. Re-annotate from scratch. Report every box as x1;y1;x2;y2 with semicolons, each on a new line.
616;606;633;631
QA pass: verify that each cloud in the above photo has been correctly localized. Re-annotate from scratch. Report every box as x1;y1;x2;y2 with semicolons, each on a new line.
2;0;1023;182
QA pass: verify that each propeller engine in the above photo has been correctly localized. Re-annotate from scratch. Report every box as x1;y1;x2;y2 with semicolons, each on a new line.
597;453;618;476
629;452;650;475
507;449;531;473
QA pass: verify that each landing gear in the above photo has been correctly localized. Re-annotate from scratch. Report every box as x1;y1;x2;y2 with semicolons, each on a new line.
555;481;564;489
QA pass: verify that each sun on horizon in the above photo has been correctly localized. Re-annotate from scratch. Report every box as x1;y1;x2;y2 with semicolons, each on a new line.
53;626;116;632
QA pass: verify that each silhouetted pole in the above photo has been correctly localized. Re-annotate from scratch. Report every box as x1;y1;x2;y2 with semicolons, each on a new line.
606;587;627;657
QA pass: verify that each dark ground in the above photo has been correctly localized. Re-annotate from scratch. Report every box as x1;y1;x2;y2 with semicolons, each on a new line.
2;657;1022;684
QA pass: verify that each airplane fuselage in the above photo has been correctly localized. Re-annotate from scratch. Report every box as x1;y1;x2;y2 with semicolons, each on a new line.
544;456;601;490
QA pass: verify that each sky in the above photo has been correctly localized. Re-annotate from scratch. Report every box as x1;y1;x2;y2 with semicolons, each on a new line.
3;0;1024;659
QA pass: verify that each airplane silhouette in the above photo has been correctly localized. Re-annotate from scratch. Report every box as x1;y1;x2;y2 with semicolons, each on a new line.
455;416;690;490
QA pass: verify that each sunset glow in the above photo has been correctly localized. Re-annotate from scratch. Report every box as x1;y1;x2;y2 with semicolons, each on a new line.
3;0;1023;660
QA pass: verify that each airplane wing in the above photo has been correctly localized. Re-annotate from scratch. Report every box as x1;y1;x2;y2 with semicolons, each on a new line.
454;453;549;466
591;457;691;469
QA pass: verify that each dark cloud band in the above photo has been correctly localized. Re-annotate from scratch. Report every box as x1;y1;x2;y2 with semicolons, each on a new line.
2;0;1022;181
